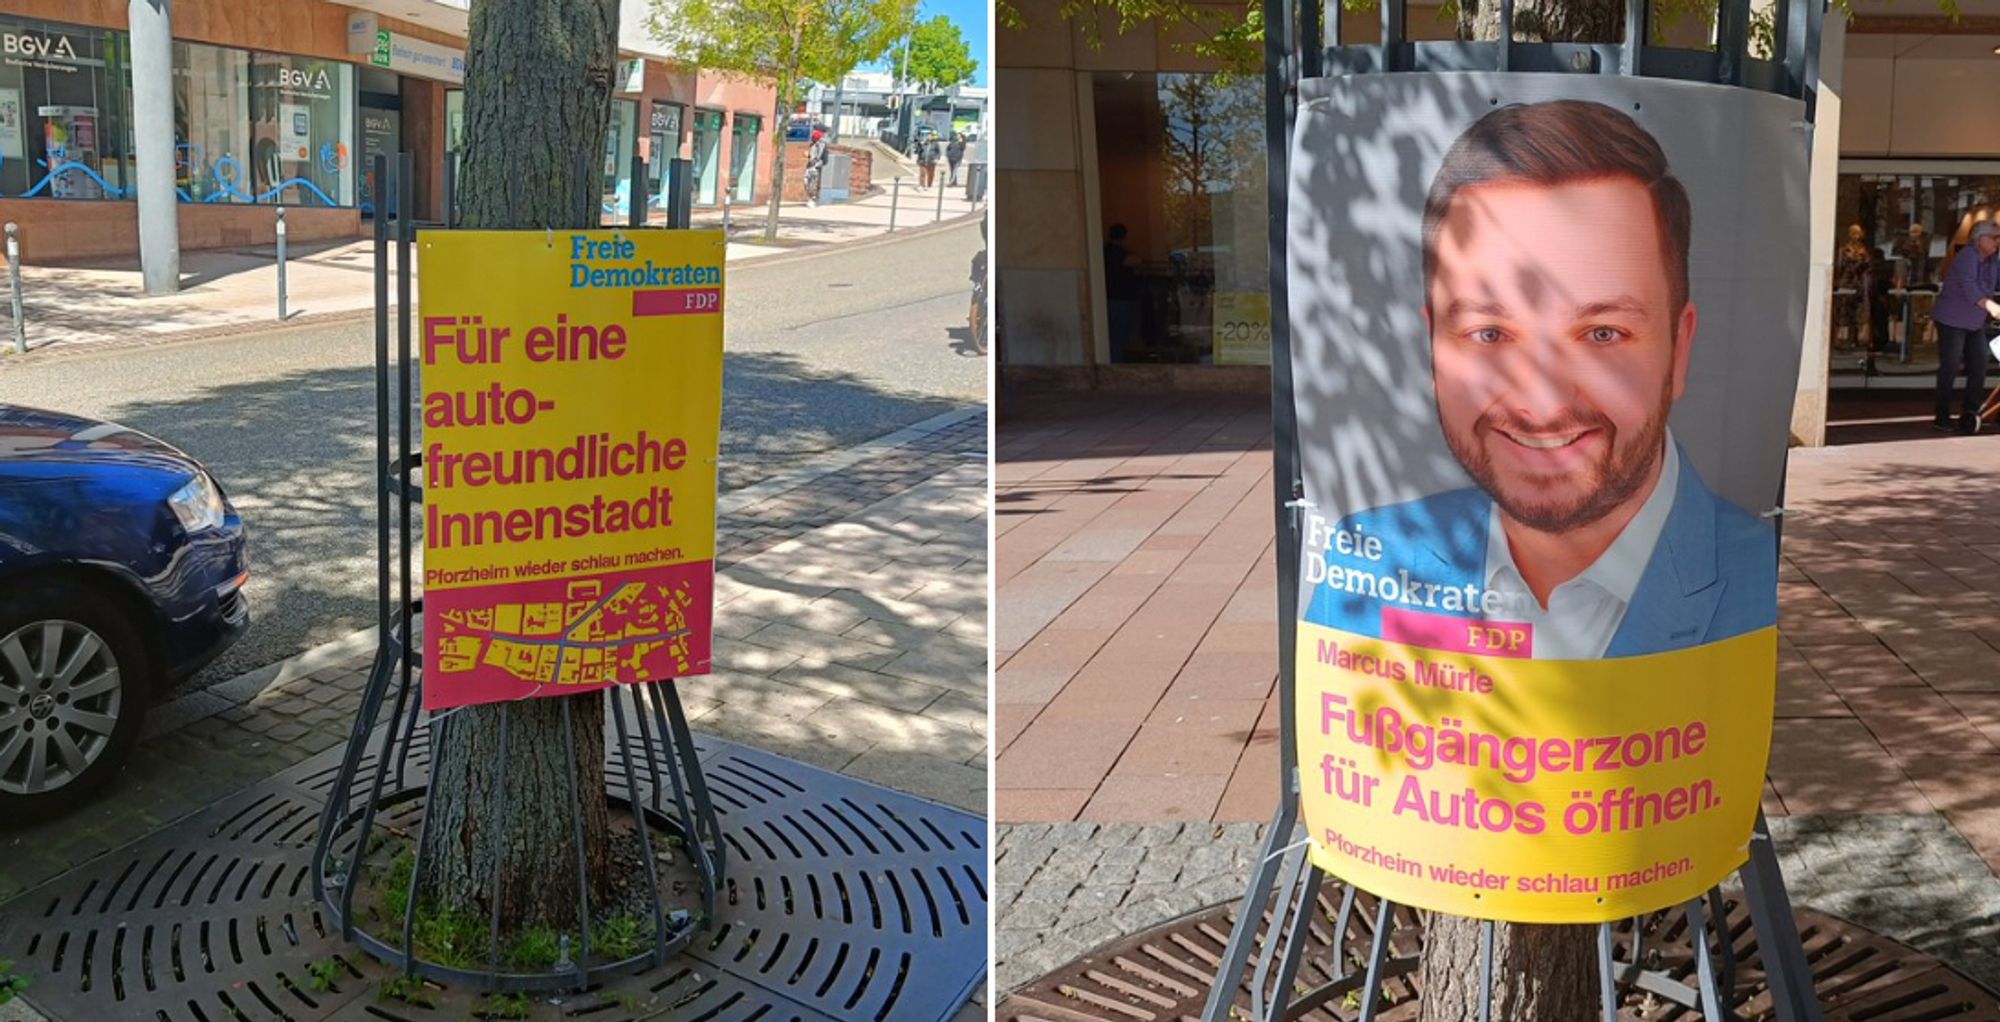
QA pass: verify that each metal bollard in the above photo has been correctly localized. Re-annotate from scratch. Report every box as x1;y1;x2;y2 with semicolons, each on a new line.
889;178;900;233
5;223;21;354
935;175;945;223
275;207;288;321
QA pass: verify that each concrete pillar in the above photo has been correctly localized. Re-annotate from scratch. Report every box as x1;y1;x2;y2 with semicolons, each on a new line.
129;0;180;295
1791;13;1844;447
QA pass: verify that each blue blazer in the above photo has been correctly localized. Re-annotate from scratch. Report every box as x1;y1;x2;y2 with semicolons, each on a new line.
1302;445;1776;657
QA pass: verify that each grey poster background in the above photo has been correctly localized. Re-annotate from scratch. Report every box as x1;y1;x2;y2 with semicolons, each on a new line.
1287;73;1809;532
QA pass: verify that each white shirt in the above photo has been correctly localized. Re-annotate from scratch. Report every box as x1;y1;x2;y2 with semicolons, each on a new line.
1482;436;1680;660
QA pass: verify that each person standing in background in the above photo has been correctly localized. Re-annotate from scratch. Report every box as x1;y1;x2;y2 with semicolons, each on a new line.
946;132;967;187
1931;220;2000;435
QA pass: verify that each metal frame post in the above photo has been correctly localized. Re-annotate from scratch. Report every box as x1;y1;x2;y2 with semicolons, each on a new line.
5;223;23;354
890;178;902;232
632;153;649;227
275;207;288;321
307;151;727;994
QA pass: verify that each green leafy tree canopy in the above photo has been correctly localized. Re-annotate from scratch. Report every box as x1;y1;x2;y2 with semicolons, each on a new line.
889;15;981;92
649;0;914;236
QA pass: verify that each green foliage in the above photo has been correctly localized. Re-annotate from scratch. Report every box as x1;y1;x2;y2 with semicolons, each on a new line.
412;908;487;969
303;958;343;993
476;992;534;1019
647;0;912;113
593;914;653;961
376;844;416;923
0;960;27;1005
887;16;981;91
649;0;913;235
378;974;437;1009
507;926;565;970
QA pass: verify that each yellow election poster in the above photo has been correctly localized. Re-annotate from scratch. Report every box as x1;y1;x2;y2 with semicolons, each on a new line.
417;229;724;711
1286;77;1808;922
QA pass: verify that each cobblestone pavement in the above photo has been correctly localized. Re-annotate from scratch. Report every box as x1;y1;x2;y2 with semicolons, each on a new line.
0;408;990;910
994;816;2000;998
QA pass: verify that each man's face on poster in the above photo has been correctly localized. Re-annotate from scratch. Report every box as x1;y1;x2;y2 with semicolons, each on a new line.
1425;177;1696;535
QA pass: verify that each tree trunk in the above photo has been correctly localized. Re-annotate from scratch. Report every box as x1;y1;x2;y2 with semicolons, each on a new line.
765;80;791;239
418;0;618;935
1412;6;1627;1013
1460;0;1626;44
1417;915;1598;1022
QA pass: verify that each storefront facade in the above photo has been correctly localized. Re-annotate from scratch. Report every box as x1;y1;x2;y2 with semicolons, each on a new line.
997;1;2000;445
0;0;776;263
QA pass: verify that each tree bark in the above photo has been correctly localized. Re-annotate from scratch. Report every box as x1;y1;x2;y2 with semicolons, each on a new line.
1417;915;1598;1022
1461;0;1626;43
418;0;619;935
1411;6;1625;1014
763;20;806;241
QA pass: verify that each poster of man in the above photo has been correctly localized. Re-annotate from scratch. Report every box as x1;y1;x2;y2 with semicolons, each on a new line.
1301;99;1777;660
1286;75;1810;921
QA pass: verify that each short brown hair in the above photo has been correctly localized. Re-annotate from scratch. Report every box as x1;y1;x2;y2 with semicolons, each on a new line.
1421;100;1693;315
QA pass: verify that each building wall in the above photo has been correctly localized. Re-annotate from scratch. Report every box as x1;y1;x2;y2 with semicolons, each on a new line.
1841;34;2000;157
0;199;357;264
780;142;874;201
696;72;779;205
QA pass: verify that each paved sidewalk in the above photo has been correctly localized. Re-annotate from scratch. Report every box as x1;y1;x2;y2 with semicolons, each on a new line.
0;407;989;910
994;391;2000;991
0;189;983;356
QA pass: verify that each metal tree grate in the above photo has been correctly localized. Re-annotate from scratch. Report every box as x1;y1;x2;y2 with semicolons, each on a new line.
0;727;988;1022
1000;890;2000;1022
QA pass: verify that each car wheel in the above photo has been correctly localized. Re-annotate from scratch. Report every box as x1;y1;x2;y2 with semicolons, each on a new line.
0;583;151;821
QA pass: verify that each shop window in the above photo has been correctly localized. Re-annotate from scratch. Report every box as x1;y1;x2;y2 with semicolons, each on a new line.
1832;166;2000;378
647;101;683;218
247;53;353;205
691;108;723;206
603;97;637;220
0;17;131;200
730;113;759;204
1092;72;1270;366
172;41;249;202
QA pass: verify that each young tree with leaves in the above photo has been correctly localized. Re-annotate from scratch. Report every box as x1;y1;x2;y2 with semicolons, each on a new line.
650;0;914;239
888;15;981;92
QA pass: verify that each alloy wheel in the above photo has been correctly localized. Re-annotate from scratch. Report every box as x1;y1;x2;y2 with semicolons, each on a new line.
0;619;123;796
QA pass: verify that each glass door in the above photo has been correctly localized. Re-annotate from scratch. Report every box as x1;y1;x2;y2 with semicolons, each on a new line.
730;113;759;204
691;108;722;206
603;98;636;220
1834;161;2000;382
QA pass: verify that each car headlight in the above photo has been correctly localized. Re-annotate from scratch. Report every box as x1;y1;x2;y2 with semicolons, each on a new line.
168;472;226;533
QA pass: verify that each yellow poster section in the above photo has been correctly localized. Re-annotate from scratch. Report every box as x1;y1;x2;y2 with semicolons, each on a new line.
1295;622;1775;922
1213;291;1272;366
418;229;724;586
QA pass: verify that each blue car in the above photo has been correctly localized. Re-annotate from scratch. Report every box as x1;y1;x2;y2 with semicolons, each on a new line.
0;405;248;820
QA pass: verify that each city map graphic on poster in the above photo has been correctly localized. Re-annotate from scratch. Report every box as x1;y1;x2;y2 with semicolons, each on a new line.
1286;74;1809;923
418;229;725;711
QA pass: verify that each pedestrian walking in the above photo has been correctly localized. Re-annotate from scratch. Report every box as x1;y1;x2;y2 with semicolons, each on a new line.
1931;220;2000;435
946;132;967;187
804;129;830;207
917;135;940;190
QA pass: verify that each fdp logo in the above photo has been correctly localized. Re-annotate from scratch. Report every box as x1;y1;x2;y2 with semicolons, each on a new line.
1;32;80;62
278;67;333;91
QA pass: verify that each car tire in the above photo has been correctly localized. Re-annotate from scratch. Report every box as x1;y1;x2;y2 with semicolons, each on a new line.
0;580;152;822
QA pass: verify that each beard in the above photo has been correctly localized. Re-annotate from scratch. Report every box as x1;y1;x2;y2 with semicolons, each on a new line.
1442;374;1673;535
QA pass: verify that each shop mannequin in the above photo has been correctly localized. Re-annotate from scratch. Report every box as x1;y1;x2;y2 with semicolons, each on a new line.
1893;223;1936;358
1834;223;1872;351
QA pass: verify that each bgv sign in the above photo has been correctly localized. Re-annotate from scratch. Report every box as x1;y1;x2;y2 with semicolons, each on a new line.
2;32;80;63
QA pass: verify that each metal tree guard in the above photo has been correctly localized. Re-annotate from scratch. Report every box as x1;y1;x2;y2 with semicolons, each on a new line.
1202;0;1831;1016
308;153;724;995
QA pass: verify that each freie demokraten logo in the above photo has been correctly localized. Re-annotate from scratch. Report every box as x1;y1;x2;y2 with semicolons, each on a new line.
1;32;79;62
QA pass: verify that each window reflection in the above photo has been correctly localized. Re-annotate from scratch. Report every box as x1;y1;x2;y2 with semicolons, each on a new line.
1093;71;1270;365
1833;169;2000;377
